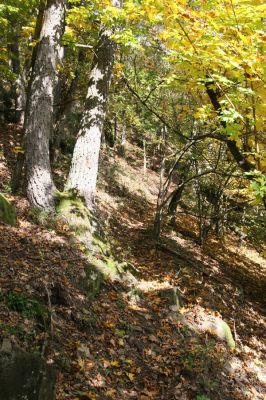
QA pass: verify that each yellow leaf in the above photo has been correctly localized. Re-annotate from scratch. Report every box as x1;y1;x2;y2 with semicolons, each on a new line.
110;360;120;367
12;146;24;154
78;358;85;371
104;320;115;328
179;307;188;314
106;389;117;397
126;372;135;381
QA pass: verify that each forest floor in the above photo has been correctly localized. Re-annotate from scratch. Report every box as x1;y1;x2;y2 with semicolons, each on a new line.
0;123;266;400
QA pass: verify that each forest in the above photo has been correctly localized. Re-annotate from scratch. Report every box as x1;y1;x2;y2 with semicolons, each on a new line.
0;0;265;399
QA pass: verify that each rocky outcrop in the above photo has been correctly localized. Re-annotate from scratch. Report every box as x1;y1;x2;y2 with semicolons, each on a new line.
0;338;57;400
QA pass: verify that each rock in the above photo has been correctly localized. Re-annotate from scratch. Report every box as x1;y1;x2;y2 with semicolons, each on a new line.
0;340;57;400
1;338;12;353
224;357;242;375
77;343;91;359
82;264;103;299
160;287;181;311
0;193;16;226
198;316;236;349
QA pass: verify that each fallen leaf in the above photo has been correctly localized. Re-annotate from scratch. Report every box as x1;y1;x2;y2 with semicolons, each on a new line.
126;372;135;382
110;360;120;367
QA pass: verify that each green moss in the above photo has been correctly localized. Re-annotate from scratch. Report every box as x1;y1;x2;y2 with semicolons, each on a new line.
201;317;236;350
1;290;48;320
55;191;138;294
92;234;111;256
83;264;103;299
220;320;236;350
29;208;53;226
0;323;24;339
87;255;118;280
0;193;16;226
56;191;92;231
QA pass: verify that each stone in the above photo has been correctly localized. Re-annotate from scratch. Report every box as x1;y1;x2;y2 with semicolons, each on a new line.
0;341;57;400
198;316;236;349
77;343;91;358
160;287;181;311
1;338;12;353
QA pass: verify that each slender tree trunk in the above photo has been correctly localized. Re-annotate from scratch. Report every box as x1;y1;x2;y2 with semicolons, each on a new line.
8;38;26;124
143;138;147;175
25;0;65;210
167;162;191;222
168;184;185;222
51;49;85;163
66;0;122;208
153;126;167;240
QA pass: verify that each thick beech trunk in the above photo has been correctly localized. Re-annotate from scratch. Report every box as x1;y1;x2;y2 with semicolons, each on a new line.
25;0;64;210
66;0;122;208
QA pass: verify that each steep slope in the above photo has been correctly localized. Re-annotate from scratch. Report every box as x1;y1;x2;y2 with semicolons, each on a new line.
0;124;265;400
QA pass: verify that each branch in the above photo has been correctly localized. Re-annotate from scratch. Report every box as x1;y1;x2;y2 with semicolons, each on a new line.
162;168;218;208
123;75;187;140
205;81;255;173
143;79;165;103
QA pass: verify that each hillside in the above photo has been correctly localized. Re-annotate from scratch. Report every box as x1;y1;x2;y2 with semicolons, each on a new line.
0;123;266;400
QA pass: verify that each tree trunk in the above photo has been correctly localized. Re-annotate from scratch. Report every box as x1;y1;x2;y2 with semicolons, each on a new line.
51;49;86;163
8;38;26;124
143;138;147;175
167;162;191;222
66;0;122;208
11;1;47;194
168;184;185;222
25;0;65;210
153;125;167;240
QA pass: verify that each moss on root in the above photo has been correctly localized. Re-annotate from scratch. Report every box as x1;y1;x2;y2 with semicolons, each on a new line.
0;193;16;226
56;192;92;231
55;191;138;297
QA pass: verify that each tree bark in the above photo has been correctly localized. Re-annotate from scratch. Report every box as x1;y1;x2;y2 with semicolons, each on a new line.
66;0;122;208
25;0;65;210
51;49;86;163
8;38;26;124
153;125;167;240
11;0;49;194
168;184;185;220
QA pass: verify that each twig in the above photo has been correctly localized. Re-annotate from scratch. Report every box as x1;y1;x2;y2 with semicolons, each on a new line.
45;283;54;340
233;318;238;345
